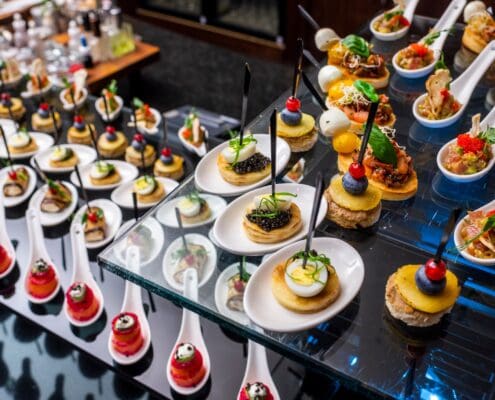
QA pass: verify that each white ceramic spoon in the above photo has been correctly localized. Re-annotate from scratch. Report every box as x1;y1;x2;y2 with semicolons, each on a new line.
24;208;61;304
166;268;211;395
178;126;209;157
413;40;495;128
0;191;16;279
437;106;495;182
237;341;280;400
370;0;420;41
108;246;152;365
128;108;162;135
63;223;105;327
393;0;466;78
59;88;88;111
454;199;495;266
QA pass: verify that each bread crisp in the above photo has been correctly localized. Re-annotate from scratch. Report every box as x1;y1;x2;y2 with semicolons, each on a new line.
217;153;271;185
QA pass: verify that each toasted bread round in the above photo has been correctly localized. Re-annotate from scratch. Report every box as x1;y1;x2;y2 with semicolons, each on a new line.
9;138;38;154
97;132;128;158
89;169;121;186
271;261;340;313
125;145;156;167
181;202;211;224
217;153;271;185
137;181;165;204
153;155;185;180
49;153;79;168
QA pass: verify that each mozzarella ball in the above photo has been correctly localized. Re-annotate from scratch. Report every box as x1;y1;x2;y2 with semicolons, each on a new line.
315;28;340;51
318;66;343;92
319;107;350;137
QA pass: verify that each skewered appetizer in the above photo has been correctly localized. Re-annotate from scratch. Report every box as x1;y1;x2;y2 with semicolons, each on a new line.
337;125;418;201
326;34;390;88
394;33;439;70
226;259;251;312
125;134;156;168
284;158;305;183
65;282;100;322
131;98;159;134
25;58;51;96
172;242;207;284
3;167;29;197
462;1;495;54
31;103;61;134
0;59;22;87
243;192;302;243
7;129;38;155
96;80;123;121
97;126;128;158
49;146;79;168
217;133;271;185
385;258;460;327
67;115;96;145
277;96;317;152
418;69;461;120
40;180;72;213
111;312;145;356
170;343;207;388
0;93;25;120
81;206;106;242
441;113;494;176
239;382;274;400
328;80;396;131
372;5;411;34
89;160;121;186
177;191;211;224
126;225;153;261
59;70;88;110
25;258;59;299
153;147;185;180
178;111;207;150
272;249;340;313
133;175;165;204
0;245;12;274
459;209;495;259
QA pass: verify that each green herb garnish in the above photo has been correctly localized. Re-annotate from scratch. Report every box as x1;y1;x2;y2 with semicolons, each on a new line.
384;10;404;21
458;214;495;251
106;79;118;95
47;180;68;200
423;31;441;46
186;190;205;205
132;97;144;109
342;34;370;58
285;249;333;285
368;124;397;166
239;256;251;282
184;109;198;130
354;80;379;103
227;133;258;166
479;127;495;144
434;52;447;70
249;192;297;219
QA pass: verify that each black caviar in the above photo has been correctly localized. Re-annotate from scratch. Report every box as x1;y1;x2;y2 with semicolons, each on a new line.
246;209;291;232
233;153;270;174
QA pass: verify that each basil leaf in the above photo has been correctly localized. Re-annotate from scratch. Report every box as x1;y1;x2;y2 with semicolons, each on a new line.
368;125;397;166
354;80;379;103
342;34;370;58
434;52;447;70
479;127;495;144
484;215;495;232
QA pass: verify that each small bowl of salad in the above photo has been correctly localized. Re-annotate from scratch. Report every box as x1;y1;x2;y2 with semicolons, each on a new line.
437;114;495;183
370;8;411;41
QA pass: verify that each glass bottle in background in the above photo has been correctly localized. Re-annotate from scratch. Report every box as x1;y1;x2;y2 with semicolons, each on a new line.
79;36;93;68
90;14;105;63
68;20;81;54
12;13;27;48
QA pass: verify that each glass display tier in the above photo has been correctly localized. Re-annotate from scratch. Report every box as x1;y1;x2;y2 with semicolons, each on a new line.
99;17;495;400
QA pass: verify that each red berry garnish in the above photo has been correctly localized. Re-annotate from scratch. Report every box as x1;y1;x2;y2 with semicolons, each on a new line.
39;103;49;111
133;134;143;142
1;93;10;101
425;258;447;281
74;115;83;124
349;162;365;179
8;170;17;180
161;147;172;157
87;212;98;223
285;96;301;112
105;126;115;134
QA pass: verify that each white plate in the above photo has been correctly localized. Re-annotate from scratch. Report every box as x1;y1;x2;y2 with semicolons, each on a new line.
162;233;217;291
71;199;123;249
213;183;328;256
156;194;227;228
214;262;258;325
194;134;291;197
454;199;495;266
28;182;79;227
0;131;54;159
113;217;165;267
244;237;364;332
69;160;139;191
111;177;179;209
31;144;97;173
0;165;37;207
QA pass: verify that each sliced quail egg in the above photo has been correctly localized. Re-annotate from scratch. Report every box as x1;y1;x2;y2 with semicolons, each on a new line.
50;146;70;161
284;258;328;298
319;106;350;137
178;196;201;217
221;138;256;164
134;176;156;195
318;65;343;92
8;132;31;148
253;192;294;211
90;161;111;179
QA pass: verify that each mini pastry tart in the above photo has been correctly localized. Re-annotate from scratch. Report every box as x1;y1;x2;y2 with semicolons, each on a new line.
0;59;22;88
134;175;165;204
125;134;157;168
239;382;274;400
271;249;340;313
172;243;207;284
31;103;62;134
327;34;390;89
226;265;250;312
462;7;495;54
0;93;26;120
337;125;418;201
96;80;123;121
459;209;495;259
49;146;79;168
217;134;271;185
111;312;145;356
418;69;461;121
153;147;185;180
40;180;72;213
89;161;121;186
178;111;207;149
170;343;207;388
177;191;211;224
243;192;302;244
395;42;435;70
0;245;12;274
25;258;59;299
81;206;106;242
3;167;30;197
8;130;38;154
372;8;410;33
131;97;160;134
65;282;100;322
67;115;96;146
97;126;128;158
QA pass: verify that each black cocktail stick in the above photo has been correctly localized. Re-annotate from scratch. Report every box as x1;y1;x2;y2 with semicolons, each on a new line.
435;208;462;262
357;102;379;165
301;71;327;111
239;63;251;146
303;49;320;69
174;207;188;252
302;172;324;268
269;109;277;197
291;38;304;98
297;4;320;30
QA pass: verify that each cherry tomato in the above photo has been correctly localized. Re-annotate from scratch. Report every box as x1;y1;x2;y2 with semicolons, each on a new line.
285;96;301;112
425;258;447;281
349;162;365;179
